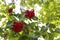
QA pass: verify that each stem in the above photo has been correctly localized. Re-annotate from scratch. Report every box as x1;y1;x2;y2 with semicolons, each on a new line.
4;32;7;40
4;28;8;40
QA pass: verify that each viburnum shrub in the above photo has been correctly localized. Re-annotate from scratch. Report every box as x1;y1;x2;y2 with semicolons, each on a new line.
0;0;60;40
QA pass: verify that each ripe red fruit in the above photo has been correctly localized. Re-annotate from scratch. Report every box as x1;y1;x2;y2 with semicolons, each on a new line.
26;29;29;33
12;21;24;32
25;9;35;19
8;8;13;14
26;27;29;33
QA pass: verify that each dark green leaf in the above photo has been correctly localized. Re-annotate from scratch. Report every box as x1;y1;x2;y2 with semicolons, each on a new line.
55;28;60;33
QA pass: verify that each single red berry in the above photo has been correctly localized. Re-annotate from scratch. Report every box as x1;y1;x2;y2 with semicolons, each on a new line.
12;21;24;32
8;8;13;14
26;29;29;33
25;9;35;19
26;27;29;33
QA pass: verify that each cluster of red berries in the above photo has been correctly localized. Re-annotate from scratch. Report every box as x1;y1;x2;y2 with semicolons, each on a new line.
25;9;35;19
12;21;24;32
8;8;35;32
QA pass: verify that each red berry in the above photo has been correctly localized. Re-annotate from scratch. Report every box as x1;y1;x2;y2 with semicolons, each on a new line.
12;21;24;32
26;29;29;33
26;27;29;33
25;9;35;19
8;8;13;14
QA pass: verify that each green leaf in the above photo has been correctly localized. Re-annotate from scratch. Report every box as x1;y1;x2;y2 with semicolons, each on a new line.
18;34;28;40
55;28;60;33
6;21;13;28
8;30;19;40
0;28;4;37
12;3;15;8
49;23;56;28
0;28;4;32
33;16;38;20
0;15;5;20
49;33;54;40
41;26;47;32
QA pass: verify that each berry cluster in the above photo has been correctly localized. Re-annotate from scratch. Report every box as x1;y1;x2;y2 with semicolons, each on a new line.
8;8;35;32
25;9;35;19
12;21;24;32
